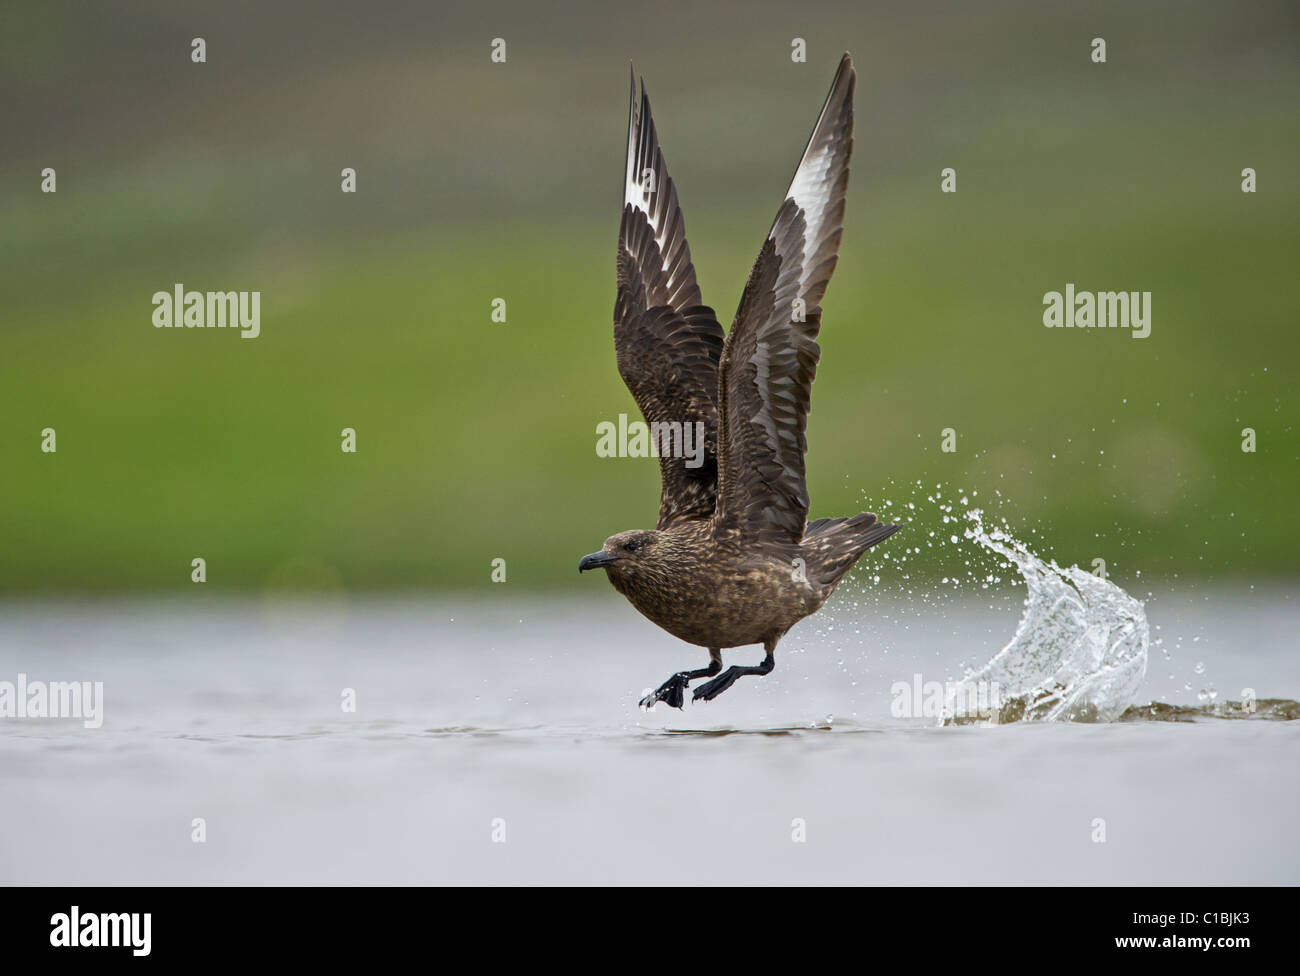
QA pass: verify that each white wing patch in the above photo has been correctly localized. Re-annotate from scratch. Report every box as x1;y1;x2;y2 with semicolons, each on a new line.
624;82;672;273
769;58;853;299
782;140;837;283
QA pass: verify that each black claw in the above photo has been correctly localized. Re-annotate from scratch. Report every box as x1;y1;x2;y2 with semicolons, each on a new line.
693;671;736;702
691;655;774;702
639;672;688;709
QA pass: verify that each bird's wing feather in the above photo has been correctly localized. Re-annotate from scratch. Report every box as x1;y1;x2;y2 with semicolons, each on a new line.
714;53;855;546
616;71;726;528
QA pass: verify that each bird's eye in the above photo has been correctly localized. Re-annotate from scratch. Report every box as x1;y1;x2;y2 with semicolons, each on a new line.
623;540;640;553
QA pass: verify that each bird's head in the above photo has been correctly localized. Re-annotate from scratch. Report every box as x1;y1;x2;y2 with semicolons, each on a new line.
578;529;662;582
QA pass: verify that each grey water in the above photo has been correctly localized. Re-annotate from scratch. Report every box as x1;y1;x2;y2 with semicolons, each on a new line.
1;575;1296;885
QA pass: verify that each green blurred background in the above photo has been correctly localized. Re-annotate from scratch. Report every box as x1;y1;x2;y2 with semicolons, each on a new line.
2;0;1296;593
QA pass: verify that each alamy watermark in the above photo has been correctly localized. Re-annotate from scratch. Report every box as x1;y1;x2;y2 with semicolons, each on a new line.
152;283;260;339
0;673;104;728
891;673;1002;723
1043;283;1150;338
595;413;706;468
50;907;150;956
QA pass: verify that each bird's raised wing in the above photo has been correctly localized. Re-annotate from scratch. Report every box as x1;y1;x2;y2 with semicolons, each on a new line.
714;53;855;546
615;71;726;529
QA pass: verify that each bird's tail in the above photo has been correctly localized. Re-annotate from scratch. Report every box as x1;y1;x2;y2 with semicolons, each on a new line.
802;513;900;587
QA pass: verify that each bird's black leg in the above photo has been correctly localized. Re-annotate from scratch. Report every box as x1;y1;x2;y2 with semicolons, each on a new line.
693;643;776;703
640;649;722;709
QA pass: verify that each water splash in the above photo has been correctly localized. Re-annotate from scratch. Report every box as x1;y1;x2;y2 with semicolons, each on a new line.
940;509;1149;724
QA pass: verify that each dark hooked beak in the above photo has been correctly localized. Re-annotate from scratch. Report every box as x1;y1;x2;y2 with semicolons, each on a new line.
578;551;619;573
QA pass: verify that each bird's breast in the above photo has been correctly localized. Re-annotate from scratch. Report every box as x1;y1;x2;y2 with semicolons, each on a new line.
613;555;822;649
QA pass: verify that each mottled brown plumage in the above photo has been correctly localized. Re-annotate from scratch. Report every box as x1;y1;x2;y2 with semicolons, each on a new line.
580;54;899;707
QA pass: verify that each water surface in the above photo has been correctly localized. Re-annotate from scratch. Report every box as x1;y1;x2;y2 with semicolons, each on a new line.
1;582;1296;885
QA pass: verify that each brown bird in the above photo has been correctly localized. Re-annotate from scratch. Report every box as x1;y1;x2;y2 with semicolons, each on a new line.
579;53;899;707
